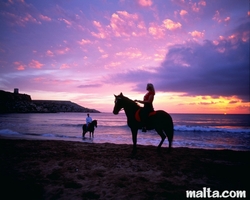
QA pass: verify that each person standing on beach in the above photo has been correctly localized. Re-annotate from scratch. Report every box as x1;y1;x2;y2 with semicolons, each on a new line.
86;113;92;129
135;83;155;132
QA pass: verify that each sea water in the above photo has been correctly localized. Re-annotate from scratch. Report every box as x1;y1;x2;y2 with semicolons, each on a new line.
0;112;249;151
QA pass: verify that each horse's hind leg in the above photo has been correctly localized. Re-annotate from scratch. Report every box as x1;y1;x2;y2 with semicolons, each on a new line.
156;129;166;151
131;128;138;155
164;128;173;152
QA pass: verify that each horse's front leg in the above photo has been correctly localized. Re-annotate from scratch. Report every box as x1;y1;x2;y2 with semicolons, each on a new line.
82;126;85;138
131;128;138;155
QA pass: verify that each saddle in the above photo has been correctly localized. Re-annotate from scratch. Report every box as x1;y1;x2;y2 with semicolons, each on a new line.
135;108;156;122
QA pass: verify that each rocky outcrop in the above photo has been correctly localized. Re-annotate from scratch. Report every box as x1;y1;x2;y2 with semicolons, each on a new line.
0;90;100;113
32;100;99;113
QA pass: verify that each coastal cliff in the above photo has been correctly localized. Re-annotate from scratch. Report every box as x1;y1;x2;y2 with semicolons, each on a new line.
0;90;100;113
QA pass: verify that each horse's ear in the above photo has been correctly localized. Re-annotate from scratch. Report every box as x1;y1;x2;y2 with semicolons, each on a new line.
114;94;117;97
120;92;123;96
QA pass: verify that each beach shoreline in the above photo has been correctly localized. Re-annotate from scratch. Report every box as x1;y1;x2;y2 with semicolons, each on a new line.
0;139;249;199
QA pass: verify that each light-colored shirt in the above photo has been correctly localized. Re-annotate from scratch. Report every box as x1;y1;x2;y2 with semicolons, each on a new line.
86;116;92;125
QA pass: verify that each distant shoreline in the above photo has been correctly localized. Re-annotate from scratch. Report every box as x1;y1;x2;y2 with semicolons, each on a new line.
0;90;100;113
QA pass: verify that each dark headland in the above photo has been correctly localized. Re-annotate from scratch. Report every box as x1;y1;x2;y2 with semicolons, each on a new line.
0;89;100;113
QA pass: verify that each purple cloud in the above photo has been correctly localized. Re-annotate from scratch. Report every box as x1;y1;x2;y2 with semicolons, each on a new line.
107;20;249;102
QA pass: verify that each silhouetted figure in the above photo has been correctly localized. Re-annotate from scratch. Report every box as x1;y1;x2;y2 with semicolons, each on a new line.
113;93;173;155
82;120;97;138
135;83;155;132
86;113;92;129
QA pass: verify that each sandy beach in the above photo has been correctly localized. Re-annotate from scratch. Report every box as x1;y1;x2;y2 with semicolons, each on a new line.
0;139;249;199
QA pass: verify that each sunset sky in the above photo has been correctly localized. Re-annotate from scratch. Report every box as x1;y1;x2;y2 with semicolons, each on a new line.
0;0;249;113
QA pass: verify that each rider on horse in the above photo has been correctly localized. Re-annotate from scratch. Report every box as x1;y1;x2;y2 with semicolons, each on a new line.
86;113;92;131
134;83;155;132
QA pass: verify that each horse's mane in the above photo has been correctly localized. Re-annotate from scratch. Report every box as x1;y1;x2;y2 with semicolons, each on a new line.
121;94;141;109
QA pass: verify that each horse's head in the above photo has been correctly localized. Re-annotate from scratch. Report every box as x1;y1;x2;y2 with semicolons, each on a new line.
113;92;139;115
113;93;125;115
93;120;97;128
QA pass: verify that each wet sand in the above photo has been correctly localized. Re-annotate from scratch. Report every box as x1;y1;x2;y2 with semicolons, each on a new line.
0;139;249;199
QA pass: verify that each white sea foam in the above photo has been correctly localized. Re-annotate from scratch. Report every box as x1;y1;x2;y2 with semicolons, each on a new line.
174;125;250;134
0;113;249;151
0;129;20;135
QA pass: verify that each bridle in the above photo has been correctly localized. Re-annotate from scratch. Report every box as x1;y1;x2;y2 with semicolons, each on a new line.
114;96;124;113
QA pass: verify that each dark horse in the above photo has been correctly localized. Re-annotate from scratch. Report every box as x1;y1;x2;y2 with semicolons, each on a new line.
113;93;174;154
82;120;97;138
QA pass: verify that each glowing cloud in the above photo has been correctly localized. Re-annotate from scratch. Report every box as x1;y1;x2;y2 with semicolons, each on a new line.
0;0;248;113
189;30;205;38
137;0;153;7
162;19;182;30
29;60;44;69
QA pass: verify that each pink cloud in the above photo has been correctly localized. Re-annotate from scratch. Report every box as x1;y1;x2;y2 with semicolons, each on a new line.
46;50;54;57
13;61;25;70
17;65;25;70
213;11;230;24
102;54;109;58
137;0;153;7
191;0;206;12
116;47;142;59
91;11;146;39
60;63;70;69
39;14;51;21
93;20;101;28
148;23;165;38
224;16;230;23
2;11;39;27
78;39;91;45
23;13;40;24
110;11;145;37
29;60;44;69
189;30;205;38
98;47;104;53
91;20;109;39
198;0;206;6
59;18;72;27
56;47;70;55
33;77;46;82
59;62;78;70
180;9;188;16
104;62;122;69
91;31;107;39
162;19;182;30
33;77;75;86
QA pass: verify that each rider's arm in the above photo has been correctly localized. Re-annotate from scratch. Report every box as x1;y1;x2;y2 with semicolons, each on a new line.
135;94;154;104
